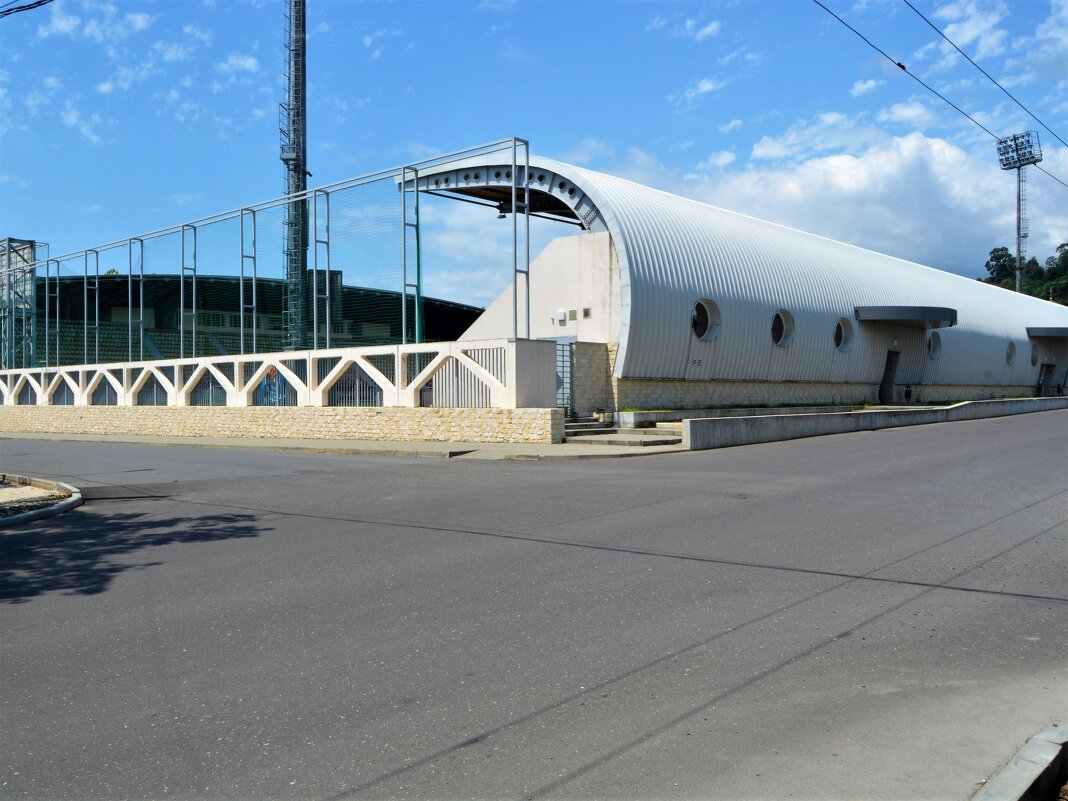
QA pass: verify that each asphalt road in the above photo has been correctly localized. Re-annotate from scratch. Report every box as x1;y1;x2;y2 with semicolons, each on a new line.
1;410;1066;801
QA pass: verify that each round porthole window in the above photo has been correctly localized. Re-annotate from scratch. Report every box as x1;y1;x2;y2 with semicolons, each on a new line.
927;331;942;360
691;299;722;341
1006;341;1017;365
834;318;854;352
771;309;795;347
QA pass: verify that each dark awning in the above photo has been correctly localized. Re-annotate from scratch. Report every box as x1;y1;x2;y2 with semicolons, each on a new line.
1026;326;1068;341
854;306;957;329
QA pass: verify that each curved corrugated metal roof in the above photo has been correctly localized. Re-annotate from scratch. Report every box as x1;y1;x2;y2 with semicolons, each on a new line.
528;157;1068;385
417;154;1067;386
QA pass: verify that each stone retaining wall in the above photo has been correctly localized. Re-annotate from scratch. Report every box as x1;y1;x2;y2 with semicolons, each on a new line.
0;406;564;444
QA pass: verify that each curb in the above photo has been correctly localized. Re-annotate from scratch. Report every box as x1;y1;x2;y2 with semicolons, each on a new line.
684;398;1068;450
0;473;84;529
973;724;1067;801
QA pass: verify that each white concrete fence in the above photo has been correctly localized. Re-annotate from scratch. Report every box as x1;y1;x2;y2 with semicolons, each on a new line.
0;338;558;410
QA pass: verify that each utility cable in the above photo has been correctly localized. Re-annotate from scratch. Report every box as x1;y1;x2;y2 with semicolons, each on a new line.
1035;165;1068;190
811;0;1068;192
0;0;55;19
901;0;1067;150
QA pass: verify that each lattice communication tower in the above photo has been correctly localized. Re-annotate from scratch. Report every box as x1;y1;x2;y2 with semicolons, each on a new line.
280;0;308;349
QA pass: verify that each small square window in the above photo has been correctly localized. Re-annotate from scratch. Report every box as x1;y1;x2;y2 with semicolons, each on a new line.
568;309;577;321
582;307;591;319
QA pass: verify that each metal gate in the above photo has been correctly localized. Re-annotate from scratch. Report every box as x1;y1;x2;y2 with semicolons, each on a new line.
555;341;573;414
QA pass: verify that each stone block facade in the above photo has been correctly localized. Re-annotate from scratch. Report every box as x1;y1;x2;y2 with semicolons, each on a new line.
0;406;564;444
570;342;614;415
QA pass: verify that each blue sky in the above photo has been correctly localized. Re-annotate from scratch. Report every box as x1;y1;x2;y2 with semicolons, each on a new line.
1;0;1066;307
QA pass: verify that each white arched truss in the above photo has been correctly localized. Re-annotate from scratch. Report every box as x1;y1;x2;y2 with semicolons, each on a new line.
0;339;552;410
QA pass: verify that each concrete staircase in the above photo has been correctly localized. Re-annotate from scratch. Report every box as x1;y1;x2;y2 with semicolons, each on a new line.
563;417;682;447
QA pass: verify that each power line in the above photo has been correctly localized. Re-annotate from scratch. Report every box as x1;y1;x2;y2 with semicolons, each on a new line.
810;0;1068;192
0;0;55;19
901;0;1067;150
1036;165;1068;191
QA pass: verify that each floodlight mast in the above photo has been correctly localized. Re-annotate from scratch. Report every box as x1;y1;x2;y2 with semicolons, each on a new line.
996;131;1043;293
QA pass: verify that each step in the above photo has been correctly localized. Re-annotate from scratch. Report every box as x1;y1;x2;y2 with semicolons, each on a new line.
564;433;683;447
564;426;618;436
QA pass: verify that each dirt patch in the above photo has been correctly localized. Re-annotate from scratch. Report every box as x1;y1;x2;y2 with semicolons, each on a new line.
0;480;69;519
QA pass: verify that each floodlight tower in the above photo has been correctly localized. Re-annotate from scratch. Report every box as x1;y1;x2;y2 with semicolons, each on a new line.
996;131;1043;293
280;0;308;349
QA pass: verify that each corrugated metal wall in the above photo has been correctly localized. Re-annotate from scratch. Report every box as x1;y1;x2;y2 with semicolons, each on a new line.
527;157;1067;388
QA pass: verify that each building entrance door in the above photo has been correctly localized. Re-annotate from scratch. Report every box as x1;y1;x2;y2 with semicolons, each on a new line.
879;350;900;404
1037;363;1056;396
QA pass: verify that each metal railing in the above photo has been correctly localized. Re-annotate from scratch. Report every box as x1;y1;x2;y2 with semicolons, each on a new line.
2;138;532;369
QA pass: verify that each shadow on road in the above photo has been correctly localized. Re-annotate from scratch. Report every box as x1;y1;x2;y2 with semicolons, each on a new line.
0;503;264;604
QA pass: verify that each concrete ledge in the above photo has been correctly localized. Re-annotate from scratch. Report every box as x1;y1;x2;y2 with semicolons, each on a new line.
0;473;83;529
973;724;1067;801
683;397;1068;450
619;406;859;428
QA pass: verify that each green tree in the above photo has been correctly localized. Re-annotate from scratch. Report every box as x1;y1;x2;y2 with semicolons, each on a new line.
1045;243;1068;281
983;246;1016;287
982;244;1067;304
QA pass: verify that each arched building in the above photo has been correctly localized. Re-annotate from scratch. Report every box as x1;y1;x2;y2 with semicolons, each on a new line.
412;155;1068;412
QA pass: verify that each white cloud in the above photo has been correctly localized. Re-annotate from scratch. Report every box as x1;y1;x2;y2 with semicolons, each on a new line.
36;0;80;38
719;48;763;67
82;10;154;44
95;58;157;93
750;112;885;161
688;132;1067;278
933;0;1009;62
0;175;29;191
850;78;884;96
154;41;192;63
668;77;726;111
325;96;370;124
689;20;721;41
22;74;62;115
693;151;735;172
171;193;204;207
361;28;402;57
502;43;529;61
876;101;934;125
157;87;204;123
182;25;213;45
559;138;616;166
719;119;743;134
1017;0;1068;88
647;14;722;42
61;99;103;144
76;203;104;214
215;53;259;75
